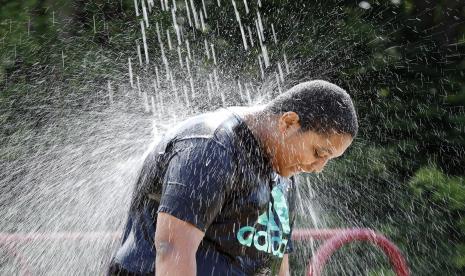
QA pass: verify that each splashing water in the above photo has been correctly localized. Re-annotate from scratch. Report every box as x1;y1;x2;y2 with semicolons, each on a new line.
0;1;302;274
0;95;157;274
2;0;462;275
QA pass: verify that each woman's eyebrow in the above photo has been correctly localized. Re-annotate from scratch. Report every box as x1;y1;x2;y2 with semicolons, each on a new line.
319;147;333;155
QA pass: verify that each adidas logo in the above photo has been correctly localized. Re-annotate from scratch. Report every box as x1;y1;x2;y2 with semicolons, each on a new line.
236;186;290;258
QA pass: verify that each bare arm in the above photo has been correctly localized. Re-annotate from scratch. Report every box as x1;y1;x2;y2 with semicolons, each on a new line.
279;254;290;276
154;212;204;276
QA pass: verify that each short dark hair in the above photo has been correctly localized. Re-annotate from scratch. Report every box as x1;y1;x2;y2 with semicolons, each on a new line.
266;80;358;137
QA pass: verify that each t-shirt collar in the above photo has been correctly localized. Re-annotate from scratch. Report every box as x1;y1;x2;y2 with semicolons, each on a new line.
223;107;274;177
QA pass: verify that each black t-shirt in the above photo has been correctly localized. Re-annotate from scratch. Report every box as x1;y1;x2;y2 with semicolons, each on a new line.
111;108;296;275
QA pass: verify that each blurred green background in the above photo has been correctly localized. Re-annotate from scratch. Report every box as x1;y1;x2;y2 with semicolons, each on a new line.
1;0;464;275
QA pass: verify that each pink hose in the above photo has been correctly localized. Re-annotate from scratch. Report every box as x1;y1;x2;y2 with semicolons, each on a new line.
292;228;409;276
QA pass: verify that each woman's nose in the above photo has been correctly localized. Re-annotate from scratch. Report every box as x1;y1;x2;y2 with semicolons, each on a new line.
315;158;329;171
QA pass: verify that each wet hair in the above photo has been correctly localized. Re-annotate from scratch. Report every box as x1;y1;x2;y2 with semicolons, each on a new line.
266;80;358;137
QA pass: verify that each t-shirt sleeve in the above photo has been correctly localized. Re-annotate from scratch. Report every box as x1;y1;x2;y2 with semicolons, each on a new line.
157;139;235;232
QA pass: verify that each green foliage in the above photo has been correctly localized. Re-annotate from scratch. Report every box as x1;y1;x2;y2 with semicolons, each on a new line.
410;166;465;270
411;166;465;210
368;268;396;276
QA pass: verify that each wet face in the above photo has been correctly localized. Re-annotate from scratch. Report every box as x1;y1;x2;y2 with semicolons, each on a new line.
273;112;353;177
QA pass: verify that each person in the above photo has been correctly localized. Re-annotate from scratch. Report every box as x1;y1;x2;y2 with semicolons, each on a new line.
108;80;358;276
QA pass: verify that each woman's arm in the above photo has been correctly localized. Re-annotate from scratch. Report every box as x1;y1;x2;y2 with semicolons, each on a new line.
279;254;290;276
154;212;205;276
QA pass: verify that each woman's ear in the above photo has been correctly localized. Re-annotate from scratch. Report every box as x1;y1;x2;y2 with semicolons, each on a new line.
278;112;301;135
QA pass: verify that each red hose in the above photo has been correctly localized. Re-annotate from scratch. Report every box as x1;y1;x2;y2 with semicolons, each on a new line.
292;228;409;276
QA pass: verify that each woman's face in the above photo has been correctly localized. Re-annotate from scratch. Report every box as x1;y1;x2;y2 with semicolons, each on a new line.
273;112;353;177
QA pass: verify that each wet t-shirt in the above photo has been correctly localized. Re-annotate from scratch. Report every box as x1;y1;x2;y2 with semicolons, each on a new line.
111;108;296;275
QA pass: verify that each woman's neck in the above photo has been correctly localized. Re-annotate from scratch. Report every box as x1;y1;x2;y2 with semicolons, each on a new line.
230;105;282;173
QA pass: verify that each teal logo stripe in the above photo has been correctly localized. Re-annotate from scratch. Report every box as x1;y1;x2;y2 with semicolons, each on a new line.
236;186;291;258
